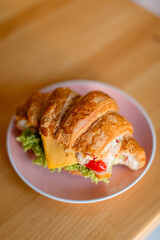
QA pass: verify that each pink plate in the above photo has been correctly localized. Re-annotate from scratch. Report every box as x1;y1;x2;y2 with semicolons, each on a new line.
7;80;156;203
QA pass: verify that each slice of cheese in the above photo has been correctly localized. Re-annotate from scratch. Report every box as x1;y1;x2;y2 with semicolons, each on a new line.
95;172;112;179
41;134;78;169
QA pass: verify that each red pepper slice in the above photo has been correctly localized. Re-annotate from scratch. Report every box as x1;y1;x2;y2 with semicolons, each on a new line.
85;159;107;172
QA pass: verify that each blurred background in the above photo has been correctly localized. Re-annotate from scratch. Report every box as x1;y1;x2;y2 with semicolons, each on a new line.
0;0;159;100
0;0;160;239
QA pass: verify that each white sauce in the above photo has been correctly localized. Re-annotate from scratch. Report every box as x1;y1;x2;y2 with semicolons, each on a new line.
17;119;29;130
76;132;140;172
76;152;92;165
122;153;139;170
103;134;124;153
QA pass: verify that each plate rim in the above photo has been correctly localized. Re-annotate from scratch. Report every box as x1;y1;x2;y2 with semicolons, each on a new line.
6;79;157;204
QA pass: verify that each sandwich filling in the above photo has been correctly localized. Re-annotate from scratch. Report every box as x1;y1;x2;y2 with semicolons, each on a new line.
17;128;141;184
17;128;109;184
76;133;141;179
15;88;145;184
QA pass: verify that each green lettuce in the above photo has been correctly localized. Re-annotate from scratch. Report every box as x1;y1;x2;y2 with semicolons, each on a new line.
16;128;47;167
63;164;109;184
17;128;109;184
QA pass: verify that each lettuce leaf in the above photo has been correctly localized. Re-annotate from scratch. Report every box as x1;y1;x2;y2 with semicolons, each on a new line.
17;128;109;184
16;128;47;167
63;164;109;184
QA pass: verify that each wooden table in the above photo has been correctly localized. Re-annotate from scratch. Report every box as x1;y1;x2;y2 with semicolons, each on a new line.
1;0;160;239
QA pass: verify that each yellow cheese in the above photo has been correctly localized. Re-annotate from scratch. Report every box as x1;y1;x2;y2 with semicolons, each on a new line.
41;134;78;169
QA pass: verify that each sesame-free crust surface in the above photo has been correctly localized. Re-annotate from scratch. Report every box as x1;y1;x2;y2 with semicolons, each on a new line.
75;112;133;157
1;1;160;240
57;91;118;148
40;87;80;136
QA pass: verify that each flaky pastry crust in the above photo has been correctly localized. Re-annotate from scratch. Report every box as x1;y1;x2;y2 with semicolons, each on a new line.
40;87;80;137
27;92;50;128
75;112;133;158
16;92;50;129
119;135;146;167
15;87;146;171
56;91;118;148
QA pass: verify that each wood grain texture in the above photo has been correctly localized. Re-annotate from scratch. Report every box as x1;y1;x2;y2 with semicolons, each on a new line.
0;0;160;239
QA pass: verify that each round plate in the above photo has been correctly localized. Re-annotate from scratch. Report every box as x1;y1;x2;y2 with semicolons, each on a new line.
7;80;156;203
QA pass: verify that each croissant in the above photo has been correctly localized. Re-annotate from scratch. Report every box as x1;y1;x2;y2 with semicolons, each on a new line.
15;87;146;183
56;90;118;148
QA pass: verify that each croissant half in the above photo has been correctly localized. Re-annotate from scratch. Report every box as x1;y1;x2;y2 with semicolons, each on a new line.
15;87;146;183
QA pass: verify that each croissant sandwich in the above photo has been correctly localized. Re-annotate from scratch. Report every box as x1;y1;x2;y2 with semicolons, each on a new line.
15;87;146;184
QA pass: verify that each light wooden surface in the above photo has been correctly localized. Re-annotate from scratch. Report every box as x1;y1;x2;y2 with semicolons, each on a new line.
0;0;160;239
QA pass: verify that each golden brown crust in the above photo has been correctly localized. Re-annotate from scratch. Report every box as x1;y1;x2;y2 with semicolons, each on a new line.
27;92;50;128
75;112;133;158
40;87;80;137
15;87;146;171
119;136;146;167
56;91;118;148
15;92;49;129
15;94;32;122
